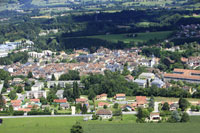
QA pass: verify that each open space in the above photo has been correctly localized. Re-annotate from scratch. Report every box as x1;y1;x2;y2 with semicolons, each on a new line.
1;116;200;133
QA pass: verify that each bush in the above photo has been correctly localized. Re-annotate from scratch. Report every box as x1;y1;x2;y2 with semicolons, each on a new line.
13;111;24;116
113;109;122;116
27;111;51;115
0;111;10;116
108;117;113;121
92;114;99;120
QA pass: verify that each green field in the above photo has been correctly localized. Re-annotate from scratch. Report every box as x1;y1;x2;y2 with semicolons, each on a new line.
1;116;200;133
85;31;172;43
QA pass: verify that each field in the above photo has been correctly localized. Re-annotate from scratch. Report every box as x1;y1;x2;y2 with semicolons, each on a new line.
1;116;200;133
85;31;172;43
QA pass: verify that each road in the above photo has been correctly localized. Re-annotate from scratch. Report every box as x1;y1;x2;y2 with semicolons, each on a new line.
153;102;160;113
0;114;92;119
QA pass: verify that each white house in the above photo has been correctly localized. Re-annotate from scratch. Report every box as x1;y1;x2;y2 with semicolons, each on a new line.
134;79;146;88
31;82;44;91
26;91;47;99
96;109;112;119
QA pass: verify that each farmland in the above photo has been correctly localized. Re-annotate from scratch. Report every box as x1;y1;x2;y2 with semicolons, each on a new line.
0;116;200;133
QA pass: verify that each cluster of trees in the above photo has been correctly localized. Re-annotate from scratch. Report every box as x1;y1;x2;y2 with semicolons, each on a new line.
59;70;80;81
0;52;28;65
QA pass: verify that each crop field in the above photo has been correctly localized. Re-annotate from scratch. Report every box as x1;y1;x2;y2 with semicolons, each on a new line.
0;115;200;133
86;31;172;43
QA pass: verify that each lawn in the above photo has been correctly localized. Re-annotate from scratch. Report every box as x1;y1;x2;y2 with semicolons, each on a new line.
1;116;200;133
83;116;200;133
85;31;172;43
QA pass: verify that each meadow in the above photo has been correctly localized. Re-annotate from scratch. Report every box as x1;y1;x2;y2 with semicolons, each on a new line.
85;31;172;43
0;115;200;133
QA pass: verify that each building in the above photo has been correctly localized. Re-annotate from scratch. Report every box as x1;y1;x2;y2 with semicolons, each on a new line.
134;79;146;88
138;73;155;80
47;80;81;88
26;91;47;99
96;109;112;119
149;113;161;122
98;102;110;108
164;69;200;83
11;100;22;110
151;79;165;88
53;99;67;104
56;90;64;99
115;94;126;100
31;82;44;91
136;96;147;108
96;93;107;101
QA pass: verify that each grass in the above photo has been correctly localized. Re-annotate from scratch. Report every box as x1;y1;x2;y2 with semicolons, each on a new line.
85;31;172;43
1;116;200;133
83;116;200;133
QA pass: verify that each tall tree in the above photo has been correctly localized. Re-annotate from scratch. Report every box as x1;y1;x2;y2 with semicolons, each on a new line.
162;102;170;111
88;88;96;110
178;97;189;111
28;71;33;78
81;104;87;114
73;81;80;104
51;74;56;81
0;94;5;109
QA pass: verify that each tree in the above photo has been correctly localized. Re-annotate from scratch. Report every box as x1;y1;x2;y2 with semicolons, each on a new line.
0;94;5;109
113;103;119;109
162;102;170;111
8;90;17;100
137;107;149;120
9;105;14;114
28;71;33;78
178;97;189;111
16;86;23;93
88;88;96;110
70;122;83;133
168;110;181;123
181;112;189;122
51;74;56;81
73;82;80;104
81;104;87;114
148;96;154;108
40;97;48;105
103;105;107;109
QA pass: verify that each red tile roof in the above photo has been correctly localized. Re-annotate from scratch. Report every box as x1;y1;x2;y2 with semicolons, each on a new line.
76;98;87;102
11;100;22;104
18;108;31;112
136;96;147;104
30;99;40;103
54;99;67;103
96;109;112;115
98;102;109;107
116;93;126;97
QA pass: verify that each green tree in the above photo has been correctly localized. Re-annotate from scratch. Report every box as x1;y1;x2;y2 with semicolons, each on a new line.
181;112;190;122
70;122;83;133
0;94;5;109
178;97;189;111
81;104;87;114
51;74;56;81
113;103;119;109
162;102;170;111
103;105;108;109
73;81;80;104
28;71;33;78
40;97;48;105
148;96;154;108
88;88;96;110
8;90;17;100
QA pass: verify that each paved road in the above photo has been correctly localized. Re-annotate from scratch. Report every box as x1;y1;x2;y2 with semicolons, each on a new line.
153;102;160;113
122;111;137;115
0;114;92;119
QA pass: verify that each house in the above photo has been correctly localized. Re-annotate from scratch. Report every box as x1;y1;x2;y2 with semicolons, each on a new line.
96;93;107;101
56;90;64;99
31;82;44;91
30;99;40;103
11;100;22;110
138;73;155;80
136;96;147;108
125;75;134;82
170;103;179;111
76;98;87;103
54;99;67;104
26;91;47;99
18;108;31;112
149;113;161;122
98;102;110;108
115;93;126;101
151;79;165;88
12;78;23;85
134;79;146;88
96;109;112;119
121;104;135;111
60;103;70;110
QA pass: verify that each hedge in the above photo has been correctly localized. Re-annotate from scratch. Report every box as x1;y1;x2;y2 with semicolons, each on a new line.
27;111;51;115
13;111;24;116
